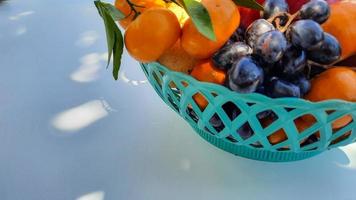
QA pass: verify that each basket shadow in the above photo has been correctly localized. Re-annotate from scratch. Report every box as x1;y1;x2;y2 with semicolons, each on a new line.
122;114;356;199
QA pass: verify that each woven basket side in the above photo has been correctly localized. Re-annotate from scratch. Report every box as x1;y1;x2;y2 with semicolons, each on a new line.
141;62;356;155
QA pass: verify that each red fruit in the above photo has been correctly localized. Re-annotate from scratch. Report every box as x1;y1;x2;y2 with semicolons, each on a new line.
287;0;340;14
287;0;308;13
238;0;264;28
238;7;262;29
238;0;340;28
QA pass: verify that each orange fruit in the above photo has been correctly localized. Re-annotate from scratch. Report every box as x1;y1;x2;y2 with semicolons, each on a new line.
181;0;240;59
124;8;181;63
322;1;356;61
193;93;210;110
190;60;226;109
301;113;352;131
190;60;226;83
331;114;353;129
264;118;311;145
304;67;356;129
158;39;199;74
305;67;356;102
331;131;351;144
115;0;165;29
267;128;287;145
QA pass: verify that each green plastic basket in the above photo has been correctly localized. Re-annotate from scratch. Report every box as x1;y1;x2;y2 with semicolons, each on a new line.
141;62;356;162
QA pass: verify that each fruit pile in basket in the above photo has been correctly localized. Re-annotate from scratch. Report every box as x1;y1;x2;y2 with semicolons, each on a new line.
104;0;356;143
94;0;356;153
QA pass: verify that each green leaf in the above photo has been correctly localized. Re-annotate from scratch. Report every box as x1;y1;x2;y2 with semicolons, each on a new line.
182;0;216;41
94;0;124;80
112;30;124;80
233;0;263;11
101;2;126;20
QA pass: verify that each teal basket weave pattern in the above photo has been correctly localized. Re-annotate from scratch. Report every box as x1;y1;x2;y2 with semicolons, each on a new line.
141;62;356;162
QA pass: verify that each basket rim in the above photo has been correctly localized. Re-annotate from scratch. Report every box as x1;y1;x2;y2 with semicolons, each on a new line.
141;62;356;110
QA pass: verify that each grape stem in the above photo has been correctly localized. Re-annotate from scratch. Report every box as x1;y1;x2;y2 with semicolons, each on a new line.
268;12;300;33
308;60;356;71
308;60;330;69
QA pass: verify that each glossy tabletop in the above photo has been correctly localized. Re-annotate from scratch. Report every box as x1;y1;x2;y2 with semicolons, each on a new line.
1;1;356;200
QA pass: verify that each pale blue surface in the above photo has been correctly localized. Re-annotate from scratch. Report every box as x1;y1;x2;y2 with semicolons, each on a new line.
1;1;356;200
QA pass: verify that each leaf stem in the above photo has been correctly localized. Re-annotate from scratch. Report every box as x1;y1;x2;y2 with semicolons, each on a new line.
166;0;184;7
125;0;143;19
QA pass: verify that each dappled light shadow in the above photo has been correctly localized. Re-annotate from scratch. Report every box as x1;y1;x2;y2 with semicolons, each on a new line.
51;100;110;133
2;0;356;199
76;30;99;47
337;144;356;169
71;52;148;84
179;158;192;171
76;191;105;200
8;10;34;20
119;70;148;86
70;53;107;83
15;26;27;36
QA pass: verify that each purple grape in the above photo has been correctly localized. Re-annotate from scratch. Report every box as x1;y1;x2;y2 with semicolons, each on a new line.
246;19;275;48
299;0;330;24
307;32;341;65
227;57;264;94
262;0;289;19
254;30;288;63
212;42;253;70
287;20;324;50
278;45;307;75
268;77;301;98
292;75;311;96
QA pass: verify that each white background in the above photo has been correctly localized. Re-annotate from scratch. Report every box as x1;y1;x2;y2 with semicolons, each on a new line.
0;0;356;200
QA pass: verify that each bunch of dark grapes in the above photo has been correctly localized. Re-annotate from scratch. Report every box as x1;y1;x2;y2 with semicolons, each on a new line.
205;0;341;139
212;0;341;99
